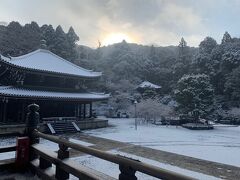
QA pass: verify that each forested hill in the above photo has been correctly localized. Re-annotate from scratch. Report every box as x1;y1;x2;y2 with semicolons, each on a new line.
1;21;240;118
0;21;196;93
0;21;79;61
76;41;197;93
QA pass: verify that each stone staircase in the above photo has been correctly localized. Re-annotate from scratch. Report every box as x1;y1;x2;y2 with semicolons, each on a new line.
46;121;80;134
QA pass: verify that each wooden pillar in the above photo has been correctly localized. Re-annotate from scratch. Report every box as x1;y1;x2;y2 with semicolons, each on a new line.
77;104;81;119
21;101;26;123
56;144;69;179
119;164;137;180
74;104;76;117
3;99;8;123
89;102;92;118
76;104;79;117
79;104;82;120
0;102;2;123
83;104;86;119
39;156;52;170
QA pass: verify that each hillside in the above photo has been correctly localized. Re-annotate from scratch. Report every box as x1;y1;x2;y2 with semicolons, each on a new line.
1;21;240;121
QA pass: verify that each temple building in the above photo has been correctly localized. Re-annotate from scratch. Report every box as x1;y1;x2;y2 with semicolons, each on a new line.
0;49;109;132
137;81;161;93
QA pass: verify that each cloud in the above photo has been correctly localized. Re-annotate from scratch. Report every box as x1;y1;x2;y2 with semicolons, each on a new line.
0;0;239;47
0;21;8;26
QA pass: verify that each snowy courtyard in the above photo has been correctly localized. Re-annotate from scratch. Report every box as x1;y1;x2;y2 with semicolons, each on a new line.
85;118;240;167
0;118;239;179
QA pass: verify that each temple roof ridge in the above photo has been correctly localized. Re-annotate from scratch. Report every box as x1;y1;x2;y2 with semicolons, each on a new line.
0;86;110;101
0;49;102;78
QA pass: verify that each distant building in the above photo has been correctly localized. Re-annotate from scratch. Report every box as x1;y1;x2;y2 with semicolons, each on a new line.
0;49;109;124
137;81;161;94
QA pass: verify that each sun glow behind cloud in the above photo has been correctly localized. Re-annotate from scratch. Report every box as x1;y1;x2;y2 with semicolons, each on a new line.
1;0;240;47
101;33;134;46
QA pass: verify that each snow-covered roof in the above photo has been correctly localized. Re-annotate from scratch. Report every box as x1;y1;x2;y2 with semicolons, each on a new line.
0;86;109;101
138;81;161;89
0;49;101;78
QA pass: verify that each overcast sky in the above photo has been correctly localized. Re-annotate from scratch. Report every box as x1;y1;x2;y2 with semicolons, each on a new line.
1;0;240;47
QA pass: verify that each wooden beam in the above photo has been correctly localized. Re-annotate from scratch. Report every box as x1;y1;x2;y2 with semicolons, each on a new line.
30;159;56;180
0;102;2;123
34;131;194;180
0;145;16;153
79;104;82;120
21;101;26;123
3;100;7;123
31;144;116;180
83;104;86;119
0;158;15;170
89;102;92;118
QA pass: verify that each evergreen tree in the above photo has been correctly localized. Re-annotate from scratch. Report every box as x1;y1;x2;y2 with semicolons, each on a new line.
3;21;23;56
51;25;69;59
67;26;79;43
22;21;41;52
221;31;232;44
199;37;217;54
221;49;240;73
224;66;240;103
178;37;187;58
66;26;79;61
172;37;191;81
41;24;55;49
175;74;214;116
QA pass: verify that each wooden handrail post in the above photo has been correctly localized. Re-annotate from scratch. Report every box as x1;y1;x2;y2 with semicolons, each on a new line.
25;103;40;161
119;164;137;180
56;142;69;180
39;156;52;169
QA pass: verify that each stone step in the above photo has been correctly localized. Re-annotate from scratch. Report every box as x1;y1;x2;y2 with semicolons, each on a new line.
46;121;80;134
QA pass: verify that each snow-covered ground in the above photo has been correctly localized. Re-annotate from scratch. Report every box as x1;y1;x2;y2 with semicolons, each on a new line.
72;150;221;180
85;118;240;167
0;119;238;179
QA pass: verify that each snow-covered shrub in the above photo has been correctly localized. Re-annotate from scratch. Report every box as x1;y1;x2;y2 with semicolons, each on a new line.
228;108;240;118
128;99;175;123
175;74;214;117
107;92;132;116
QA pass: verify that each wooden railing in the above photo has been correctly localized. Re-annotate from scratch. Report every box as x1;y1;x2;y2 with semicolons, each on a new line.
0;103;195;180
0;145;16;153
30;130;194;180
0;145;16;169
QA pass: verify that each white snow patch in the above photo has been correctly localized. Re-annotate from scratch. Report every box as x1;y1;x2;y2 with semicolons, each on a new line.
0;151;15;160
85;118;240;167
138;81;161;89
0;137;16;160
69;138;94;146
71;150;221;180
39;138;59;151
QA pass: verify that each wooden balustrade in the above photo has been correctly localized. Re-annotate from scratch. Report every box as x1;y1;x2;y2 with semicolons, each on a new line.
0;103;195;180
0;145;16;153
0;145;16;169
30;130;194;180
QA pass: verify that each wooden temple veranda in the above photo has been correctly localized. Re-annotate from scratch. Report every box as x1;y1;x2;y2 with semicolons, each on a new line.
0;48;109;133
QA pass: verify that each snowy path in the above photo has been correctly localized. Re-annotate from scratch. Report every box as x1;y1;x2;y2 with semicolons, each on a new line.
84;118;240;167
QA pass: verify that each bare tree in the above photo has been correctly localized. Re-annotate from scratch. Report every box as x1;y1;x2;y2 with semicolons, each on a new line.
129;99;175;124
